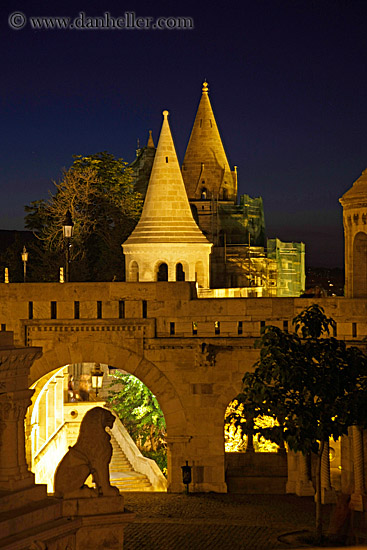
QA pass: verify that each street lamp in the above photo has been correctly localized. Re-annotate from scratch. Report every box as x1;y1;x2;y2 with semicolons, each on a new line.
91;363;104;397
62;210;74;282
21;246;28;283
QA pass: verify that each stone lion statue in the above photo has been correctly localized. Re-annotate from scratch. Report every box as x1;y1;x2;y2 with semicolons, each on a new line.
54;407;120;498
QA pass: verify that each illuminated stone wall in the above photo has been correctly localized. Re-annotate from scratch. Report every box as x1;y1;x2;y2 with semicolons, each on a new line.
0;281;367;494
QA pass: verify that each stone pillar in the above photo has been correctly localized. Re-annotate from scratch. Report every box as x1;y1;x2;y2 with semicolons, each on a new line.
0;389;36;491
350;425;367;511
166;435;192;492
319;440;337;503
38;388;48;444
47;380;57;437
0;333;42;492
168;263;176;282
55;373;65;430
295;452;314;496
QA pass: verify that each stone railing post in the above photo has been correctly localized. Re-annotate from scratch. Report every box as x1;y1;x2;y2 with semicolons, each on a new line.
350;425;366;512
318;439;336;503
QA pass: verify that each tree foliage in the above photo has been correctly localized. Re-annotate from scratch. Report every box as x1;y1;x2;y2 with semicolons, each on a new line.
107;372;166;472
240;304;367;538
24;152;143;281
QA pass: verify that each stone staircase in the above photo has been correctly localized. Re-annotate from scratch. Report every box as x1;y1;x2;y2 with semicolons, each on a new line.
109;433;153;492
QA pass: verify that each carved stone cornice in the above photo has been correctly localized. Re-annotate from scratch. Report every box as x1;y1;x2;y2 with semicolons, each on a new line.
0;347;42;393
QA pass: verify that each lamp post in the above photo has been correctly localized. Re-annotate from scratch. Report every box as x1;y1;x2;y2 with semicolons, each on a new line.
62;210;74;282
91;363;104;397
21;246;28;283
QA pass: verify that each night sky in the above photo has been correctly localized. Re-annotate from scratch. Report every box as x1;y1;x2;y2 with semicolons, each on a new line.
1;0;367;268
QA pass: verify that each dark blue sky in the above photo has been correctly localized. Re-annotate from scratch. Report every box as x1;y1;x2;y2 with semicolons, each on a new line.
1;0;367;267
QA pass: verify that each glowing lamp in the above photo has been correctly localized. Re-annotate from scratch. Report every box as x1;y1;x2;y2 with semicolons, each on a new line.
91;364;104;396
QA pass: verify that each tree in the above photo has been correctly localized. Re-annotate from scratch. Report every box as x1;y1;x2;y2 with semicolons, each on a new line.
241;304;367;541
24;152;143;281
107;372;167;473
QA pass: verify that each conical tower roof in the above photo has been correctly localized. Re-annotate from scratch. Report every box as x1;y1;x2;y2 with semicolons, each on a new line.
340;168;367;206
147;130;155;148
124;110;210;244
182;81;237;201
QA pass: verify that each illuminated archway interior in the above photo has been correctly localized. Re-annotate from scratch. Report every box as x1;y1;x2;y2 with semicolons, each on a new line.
26;363;168;493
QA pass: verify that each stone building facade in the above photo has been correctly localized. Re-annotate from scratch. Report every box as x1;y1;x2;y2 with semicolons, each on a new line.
340;168;367;298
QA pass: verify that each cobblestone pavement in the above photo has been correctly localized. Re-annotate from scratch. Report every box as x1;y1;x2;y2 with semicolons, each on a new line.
122;493;328;550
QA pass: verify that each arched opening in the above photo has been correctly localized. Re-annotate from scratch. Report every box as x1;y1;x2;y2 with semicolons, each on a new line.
353;232;367;297
157;262;168;281
224;395;286;494
129;261;139;282
176;263;185;281
107;371;167;477
224;396;279;453
222;188;228;200
201;188;207;200
26;362;168;493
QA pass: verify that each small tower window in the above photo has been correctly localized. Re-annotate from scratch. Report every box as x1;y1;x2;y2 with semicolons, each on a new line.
157;263;168;281
176;263;185;281
201;188;207;200
222;189;228;200
165;157;168;163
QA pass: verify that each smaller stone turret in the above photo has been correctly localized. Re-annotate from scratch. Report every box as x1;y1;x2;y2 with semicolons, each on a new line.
182;81;237;201
340;168;367;297
123;110;212;287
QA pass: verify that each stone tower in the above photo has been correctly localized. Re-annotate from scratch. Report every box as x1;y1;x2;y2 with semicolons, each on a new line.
182;81;237;202
122;110;212;287
340;168;367;297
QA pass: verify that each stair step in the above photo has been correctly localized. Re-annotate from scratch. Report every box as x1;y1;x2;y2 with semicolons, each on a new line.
108;432;153;491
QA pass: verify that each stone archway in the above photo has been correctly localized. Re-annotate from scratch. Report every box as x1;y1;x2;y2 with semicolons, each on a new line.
176;263;185;281
157;262;169;281
129;261;139;282
28;342;187;491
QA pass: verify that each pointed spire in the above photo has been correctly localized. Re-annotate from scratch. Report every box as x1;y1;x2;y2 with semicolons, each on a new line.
182;81;237;201
124;110;209;244
147;130;155;148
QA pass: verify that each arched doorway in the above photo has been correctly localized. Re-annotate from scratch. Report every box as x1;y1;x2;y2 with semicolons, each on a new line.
26;362;168;492
129;261;139;282
353;232;367;297
157;262;168;281
224;395;285;494
27;344;186;492
176;263;185;281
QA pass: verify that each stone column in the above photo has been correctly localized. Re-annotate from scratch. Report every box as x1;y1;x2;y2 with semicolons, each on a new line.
350;425;367;511
0;336;42;492
47;381;57;437
0;389;36;491
319;440;337;503
168;263;176;282
166;435;192;492
55;373;65;430
295;452;315;496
